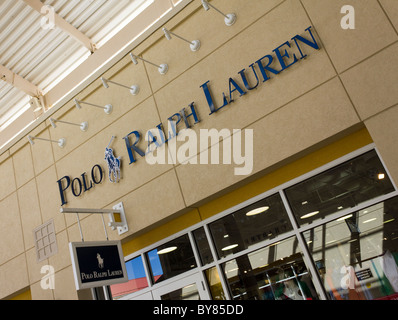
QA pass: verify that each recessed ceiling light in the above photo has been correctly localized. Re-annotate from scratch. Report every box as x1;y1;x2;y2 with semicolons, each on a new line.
246;206;270;216
337;214;353;221
221;244;238;251
157;246;178;255
378;173;385;180
300;211;319;219
363;218;377;224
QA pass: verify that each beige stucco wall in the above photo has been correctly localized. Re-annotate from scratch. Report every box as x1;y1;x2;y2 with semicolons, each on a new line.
0;0;397;300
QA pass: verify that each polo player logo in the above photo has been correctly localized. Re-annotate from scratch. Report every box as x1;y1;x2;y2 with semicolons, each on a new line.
105;136;121;183
97;253;104;269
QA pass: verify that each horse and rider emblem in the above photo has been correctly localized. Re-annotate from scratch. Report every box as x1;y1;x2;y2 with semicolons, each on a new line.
97;253;104;269
105;136;121;183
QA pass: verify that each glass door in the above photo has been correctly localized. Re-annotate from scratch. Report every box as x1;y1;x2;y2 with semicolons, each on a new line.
152;274;210;300
222;237;320;300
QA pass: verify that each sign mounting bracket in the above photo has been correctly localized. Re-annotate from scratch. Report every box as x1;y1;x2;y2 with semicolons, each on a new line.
60;202;129;237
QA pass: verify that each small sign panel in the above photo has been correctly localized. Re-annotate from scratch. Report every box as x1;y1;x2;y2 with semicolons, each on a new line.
69;240;128;290
355;268;373;281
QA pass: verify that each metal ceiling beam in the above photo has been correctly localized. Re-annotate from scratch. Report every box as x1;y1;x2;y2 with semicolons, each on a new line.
23;0;96;53
0;64;41;97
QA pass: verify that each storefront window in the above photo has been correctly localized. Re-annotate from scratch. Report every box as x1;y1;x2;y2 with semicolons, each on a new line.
121;149;397;300
205;267;227;300
222;237;319;300
285;150;394;226
209;193;293;259
146;234;197;284
160;284;200;300
304;196;398;300
193;227;214;265
110;255;148;299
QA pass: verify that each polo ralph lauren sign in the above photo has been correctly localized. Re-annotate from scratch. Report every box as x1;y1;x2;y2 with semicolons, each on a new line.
57;164;104;206
57;26;320;206
69;241;128;290
123;26;320;164
57;137;122;206
105;136;122;183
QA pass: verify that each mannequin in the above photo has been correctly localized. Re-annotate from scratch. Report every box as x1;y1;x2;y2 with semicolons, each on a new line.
275;268;304;300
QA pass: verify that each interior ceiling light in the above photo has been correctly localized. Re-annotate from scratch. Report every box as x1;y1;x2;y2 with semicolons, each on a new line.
300;211;319;219
157;246;178;255
221;244;239;251
162;27;201;52
74;98;113;115
130;53;168;75
201;0;236;26
337;214;353;221
378;173;385;180
246;206;270;216
363;218;377;224
101;77;140;96
27;135;66;148
50;118;88;132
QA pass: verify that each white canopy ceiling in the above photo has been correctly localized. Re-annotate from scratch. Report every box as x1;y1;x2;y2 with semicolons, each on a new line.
0;0;153;139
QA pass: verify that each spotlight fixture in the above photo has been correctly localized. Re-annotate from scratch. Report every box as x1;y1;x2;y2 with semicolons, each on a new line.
201;0;237;26
74;98;113;114
130;53;169;75
100;77;140;96
27;135;66;148
162;27;201;52
49;118;88;132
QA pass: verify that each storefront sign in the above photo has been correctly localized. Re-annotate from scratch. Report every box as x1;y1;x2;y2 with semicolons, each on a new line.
57;26;321;205
123;26;320;165
200;26;319;115
105;136;122;183
123;103;200;164
57;139;122;206
57;164;104;206
69;240;128;290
